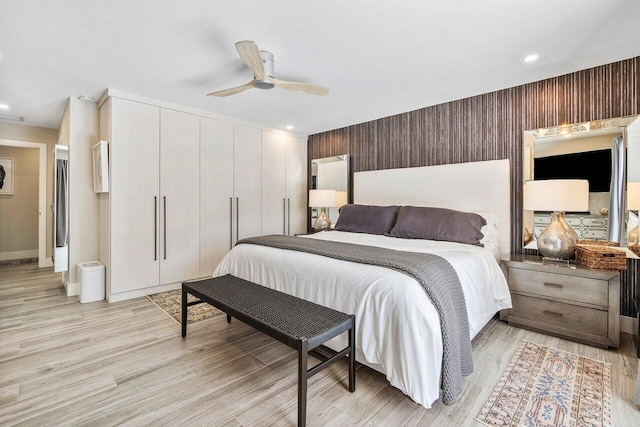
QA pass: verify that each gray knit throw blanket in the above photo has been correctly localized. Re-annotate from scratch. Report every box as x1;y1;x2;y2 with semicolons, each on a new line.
237;234;473;405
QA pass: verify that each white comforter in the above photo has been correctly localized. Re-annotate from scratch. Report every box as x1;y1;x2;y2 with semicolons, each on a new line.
213;231;511;408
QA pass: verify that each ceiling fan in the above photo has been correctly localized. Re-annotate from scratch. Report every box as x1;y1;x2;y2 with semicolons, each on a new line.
207;40;329;97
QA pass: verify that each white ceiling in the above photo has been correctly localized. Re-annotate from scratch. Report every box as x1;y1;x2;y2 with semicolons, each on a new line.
1;0;639;135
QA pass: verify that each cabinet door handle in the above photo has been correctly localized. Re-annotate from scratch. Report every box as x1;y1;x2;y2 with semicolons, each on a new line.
288;198;291;235
154;196;158;261
283;198;286;234
543;310;563;318
163;196;167;260
229;197;233;249
235;198;239;243
543;282;563;289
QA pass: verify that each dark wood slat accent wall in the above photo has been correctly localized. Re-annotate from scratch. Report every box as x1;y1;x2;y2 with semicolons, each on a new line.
308;56;640;317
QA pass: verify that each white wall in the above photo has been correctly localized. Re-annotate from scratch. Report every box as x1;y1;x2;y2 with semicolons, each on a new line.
0;122;58;258
0;146;39;259
57;98;100;287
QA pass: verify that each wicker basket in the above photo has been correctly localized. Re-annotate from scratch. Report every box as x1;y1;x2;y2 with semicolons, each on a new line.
577;239;620;247
575;244;627;270
629;243;640;257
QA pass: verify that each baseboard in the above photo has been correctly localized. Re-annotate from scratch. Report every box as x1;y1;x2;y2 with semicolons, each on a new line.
107;282;182;303
621;315;638;336
66;281;80;297
0;250;38;261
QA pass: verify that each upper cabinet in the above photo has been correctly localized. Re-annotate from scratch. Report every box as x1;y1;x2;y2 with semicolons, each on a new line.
159;109;200;285
262;131;308;236
285;135;308;235
109;98;161;295
233;125;262;241
104;99;202;299
99;92;307;300
200;117;234;277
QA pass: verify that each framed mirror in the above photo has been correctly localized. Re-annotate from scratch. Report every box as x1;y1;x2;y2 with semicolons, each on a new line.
523;115;640;255
310;154;349;229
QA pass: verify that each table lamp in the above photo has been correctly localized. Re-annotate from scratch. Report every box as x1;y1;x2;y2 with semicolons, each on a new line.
335;191;348;208
309;189;336;231
629;182;640;211
524;179;589;260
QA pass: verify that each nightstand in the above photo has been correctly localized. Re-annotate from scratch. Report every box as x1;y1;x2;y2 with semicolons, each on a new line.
500;254;620;348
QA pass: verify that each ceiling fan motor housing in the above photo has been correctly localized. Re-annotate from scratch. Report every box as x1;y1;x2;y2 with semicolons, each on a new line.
254;50;275;89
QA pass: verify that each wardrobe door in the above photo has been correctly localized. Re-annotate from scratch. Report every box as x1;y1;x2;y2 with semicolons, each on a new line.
285;135;308;235
159;109;200;285
200;117;234;277
261;131;286;235
233;124;262;241
110;98;160;293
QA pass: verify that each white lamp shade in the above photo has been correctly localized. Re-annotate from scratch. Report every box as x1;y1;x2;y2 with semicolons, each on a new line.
524;179;589;212
309;189;336;207
628;182;640;210
335;191;348;208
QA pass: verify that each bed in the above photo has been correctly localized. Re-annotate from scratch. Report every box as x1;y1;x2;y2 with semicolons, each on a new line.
213;159;512;408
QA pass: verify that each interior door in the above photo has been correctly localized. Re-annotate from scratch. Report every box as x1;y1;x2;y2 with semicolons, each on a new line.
233;124;262;241
160;108;200;285
261;131;286;235
200;117;234;276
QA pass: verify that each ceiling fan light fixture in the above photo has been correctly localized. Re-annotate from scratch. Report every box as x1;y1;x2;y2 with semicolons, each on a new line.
260;50;274;77
253;79;275;90
207;41;329;97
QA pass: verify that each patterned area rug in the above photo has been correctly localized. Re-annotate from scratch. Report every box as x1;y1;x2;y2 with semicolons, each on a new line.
476;340;611;427
147;289;224;324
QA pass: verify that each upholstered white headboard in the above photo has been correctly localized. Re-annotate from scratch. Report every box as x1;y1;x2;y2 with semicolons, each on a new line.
354;159;511;259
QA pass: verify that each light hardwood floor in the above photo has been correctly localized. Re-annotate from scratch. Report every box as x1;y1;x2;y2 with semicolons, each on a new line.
1;264;638;426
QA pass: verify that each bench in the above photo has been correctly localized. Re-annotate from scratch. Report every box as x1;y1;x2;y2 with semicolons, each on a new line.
181;274;356;426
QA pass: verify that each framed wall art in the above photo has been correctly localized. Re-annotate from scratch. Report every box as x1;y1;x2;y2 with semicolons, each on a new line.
0;157;14;195
92;141;109;193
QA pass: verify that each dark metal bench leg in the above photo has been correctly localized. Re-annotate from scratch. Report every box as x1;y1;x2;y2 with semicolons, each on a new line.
298;339;308;427
226;314;232;323
349;315;356;392
181;286;187;338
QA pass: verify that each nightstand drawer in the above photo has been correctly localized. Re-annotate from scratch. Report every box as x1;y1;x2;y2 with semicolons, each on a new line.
509;294;608;337
509;268;608;307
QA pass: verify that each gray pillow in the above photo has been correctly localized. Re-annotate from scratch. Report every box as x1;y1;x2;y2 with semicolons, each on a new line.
334;204;400;235
388;206;486;246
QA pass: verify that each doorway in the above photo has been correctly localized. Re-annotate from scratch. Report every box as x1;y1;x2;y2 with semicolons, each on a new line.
0;139;48;268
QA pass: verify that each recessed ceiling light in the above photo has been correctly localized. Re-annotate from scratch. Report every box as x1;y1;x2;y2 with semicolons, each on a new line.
286;125;293;130
524;54;539;63
0;104;9;110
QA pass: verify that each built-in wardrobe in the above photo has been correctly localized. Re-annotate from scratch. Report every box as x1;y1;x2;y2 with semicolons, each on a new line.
99;93;307;302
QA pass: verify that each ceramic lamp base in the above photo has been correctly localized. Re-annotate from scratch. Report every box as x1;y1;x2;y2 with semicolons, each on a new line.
537;211;578;260
313;207;332;231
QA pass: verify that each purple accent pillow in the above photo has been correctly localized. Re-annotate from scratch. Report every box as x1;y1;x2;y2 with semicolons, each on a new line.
334;204;400;235
388;206;487;246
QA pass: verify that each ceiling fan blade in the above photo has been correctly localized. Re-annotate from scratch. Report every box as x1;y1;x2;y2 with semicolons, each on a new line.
207;81;255;97
235;40;267;80
272;78;329;96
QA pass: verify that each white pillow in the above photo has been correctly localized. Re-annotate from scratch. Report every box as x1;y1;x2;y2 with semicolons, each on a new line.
472;211;500;250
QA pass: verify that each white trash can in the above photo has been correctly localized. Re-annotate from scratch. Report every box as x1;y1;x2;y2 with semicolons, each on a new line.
78;261;105;303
